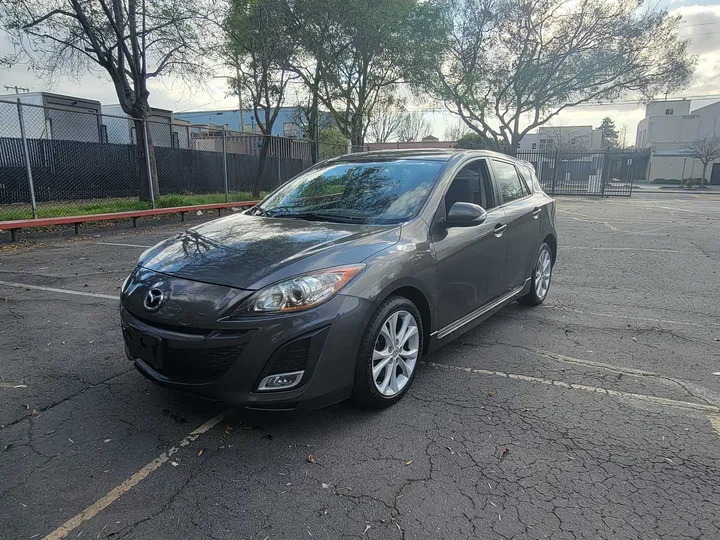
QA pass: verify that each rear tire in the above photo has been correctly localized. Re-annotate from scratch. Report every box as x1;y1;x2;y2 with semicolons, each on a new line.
518;243;553;306
351;295;423;408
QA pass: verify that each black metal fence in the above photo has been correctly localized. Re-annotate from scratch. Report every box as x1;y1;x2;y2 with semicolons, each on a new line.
0;99;366;220
517;148;649;197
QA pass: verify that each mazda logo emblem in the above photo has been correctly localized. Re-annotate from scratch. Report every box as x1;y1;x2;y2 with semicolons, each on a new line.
143;287;165;311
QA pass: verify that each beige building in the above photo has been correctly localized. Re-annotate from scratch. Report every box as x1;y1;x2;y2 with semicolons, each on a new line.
635;99;720;184
518;126;603;152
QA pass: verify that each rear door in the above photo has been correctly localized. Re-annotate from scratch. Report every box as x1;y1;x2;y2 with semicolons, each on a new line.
489;159;541;291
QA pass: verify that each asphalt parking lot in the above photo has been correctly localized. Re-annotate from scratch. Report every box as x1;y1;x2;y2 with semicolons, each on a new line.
2;193;720;540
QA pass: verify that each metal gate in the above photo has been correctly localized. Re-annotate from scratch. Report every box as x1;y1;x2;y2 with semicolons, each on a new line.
517;149;649;197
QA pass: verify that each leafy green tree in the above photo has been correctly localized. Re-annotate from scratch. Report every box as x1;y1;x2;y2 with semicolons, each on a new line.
285;0;448;147
224;0;296;196
318;125;349;160
1;0;212;200
598;117;619;148
422;0;696;154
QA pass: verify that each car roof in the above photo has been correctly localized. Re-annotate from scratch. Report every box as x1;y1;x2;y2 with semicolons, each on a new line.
329;148;515;163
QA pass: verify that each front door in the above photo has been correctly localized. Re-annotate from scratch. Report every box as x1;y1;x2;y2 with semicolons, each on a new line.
433;160;509;330
711;163;720;185
489;159;542;291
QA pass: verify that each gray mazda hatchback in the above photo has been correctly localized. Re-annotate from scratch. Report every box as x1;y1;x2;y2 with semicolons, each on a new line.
120;149;557;410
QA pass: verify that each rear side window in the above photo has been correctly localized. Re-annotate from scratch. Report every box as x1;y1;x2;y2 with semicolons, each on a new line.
492;160;527;204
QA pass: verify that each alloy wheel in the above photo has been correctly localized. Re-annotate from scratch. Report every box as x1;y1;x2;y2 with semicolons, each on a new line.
372;310;419;397
535;248;552;299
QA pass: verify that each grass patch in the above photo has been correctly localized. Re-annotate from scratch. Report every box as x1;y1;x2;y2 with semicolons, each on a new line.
0;192;262;222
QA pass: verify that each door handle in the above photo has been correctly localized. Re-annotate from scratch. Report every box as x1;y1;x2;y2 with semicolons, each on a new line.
494;223;507;237
532;207;542;219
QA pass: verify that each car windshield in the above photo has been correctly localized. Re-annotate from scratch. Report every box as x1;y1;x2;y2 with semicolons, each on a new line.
257;159;445;224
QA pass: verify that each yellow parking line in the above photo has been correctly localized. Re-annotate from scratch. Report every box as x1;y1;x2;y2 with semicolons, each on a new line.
42;411;226;540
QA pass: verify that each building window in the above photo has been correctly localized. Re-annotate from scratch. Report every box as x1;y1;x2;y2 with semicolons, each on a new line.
172;131;180;148
100;125;108;143
283;122;298;137
665;109;673;116
531;142;537;150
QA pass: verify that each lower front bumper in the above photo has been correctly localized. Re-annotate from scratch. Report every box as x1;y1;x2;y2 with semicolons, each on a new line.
121;294;377;410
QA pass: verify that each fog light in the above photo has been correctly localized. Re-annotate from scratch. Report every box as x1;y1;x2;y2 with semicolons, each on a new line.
257;370;304;391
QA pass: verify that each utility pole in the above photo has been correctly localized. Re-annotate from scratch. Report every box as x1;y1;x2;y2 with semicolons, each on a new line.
236;64;245;133
4;85;29;94
213;72;244;133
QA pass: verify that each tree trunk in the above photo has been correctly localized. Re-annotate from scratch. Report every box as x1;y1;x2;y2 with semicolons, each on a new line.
133;118;160;203
309;92;319;164
254;136;271;197
506;133;519;157
702;162;709;185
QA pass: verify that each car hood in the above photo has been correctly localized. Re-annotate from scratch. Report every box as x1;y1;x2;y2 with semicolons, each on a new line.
139;213;401;290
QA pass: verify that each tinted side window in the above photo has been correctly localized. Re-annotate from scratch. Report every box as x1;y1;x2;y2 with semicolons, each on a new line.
492;160;527;204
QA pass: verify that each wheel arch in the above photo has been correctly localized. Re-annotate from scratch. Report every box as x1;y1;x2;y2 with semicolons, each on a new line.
381;285;433;355
543;233;557;264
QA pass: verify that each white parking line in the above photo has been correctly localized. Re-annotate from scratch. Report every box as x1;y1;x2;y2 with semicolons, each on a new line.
0;382;27;389
424;362;720;414
546;305;719;329
0;280;118;301
42;411;226;540
709;415;720;438
94;242;151;248
562;246;685;254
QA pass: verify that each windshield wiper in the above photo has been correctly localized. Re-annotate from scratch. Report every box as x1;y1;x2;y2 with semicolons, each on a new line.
270;211;365;223
270;212;335;222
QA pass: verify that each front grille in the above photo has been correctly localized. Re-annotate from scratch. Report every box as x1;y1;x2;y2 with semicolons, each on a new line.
158;344;246;383
267;338;311;375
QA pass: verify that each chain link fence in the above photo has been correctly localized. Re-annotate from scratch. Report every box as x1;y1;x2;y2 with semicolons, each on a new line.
0;99;367;221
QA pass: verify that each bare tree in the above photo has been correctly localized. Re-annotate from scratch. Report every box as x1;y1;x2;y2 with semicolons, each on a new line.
224;0;296;196
618;124;628;149
444;119;470;142
422;0;696;154
398;111;431;142
367;93;407;143
1;0;211;200
684;133;720;185
542;127;591;152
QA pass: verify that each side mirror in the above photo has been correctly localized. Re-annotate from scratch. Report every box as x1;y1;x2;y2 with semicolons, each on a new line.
445;202;487;227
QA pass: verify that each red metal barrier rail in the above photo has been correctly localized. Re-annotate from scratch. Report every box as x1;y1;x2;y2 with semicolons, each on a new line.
0;201;259;242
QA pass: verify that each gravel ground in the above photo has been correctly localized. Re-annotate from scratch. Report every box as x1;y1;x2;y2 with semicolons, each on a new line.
1;193;719;540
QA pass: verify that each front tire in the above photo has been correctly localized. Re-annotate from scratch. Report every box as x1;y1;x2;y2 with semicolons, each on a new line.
352;295;423;408
518;243;553;306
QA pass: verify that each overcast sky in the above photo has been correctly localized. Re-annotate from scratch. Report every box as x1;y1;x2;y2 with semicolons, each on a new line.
1;1;719;143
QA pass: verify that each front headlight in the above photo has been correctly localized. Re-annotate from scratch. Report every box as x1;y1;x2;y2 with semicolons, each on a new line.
239;265;365;314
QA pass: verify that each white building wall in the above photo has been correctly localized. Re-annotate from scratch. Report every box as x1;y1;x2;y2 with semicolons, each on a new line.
693;102;720;136
100;105;178;147
0;96;46;139
635;99;720;183
0;93;102;141
518;133;539;151
645;99;691;118
539;125;598;149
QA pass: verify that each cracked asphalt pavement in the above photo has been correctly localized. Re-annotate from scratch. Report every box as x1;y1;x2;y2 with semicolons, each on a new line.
1;193;720;539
